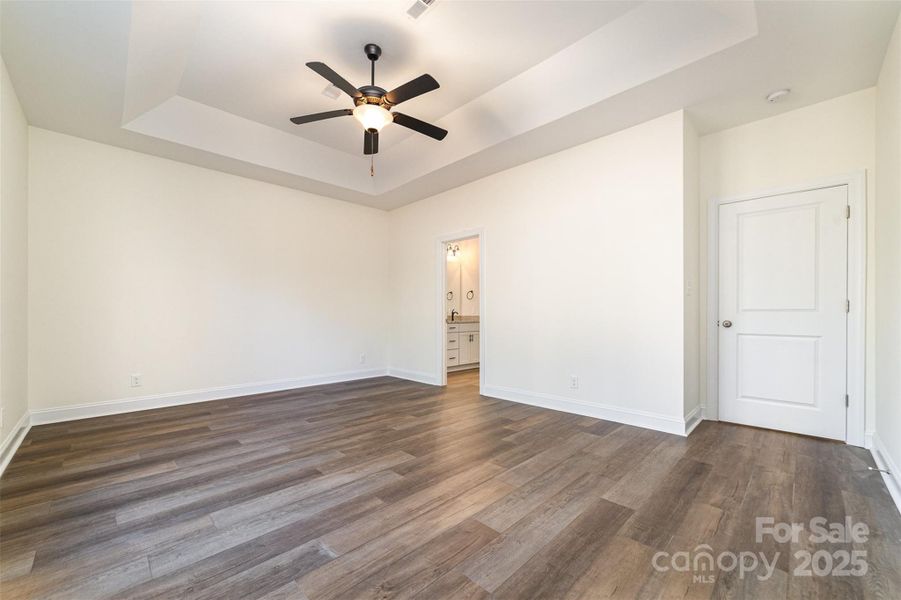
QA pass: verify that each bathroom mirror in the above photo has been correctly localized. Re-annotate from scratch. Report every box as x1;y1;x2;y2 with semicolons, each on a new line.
445;237;479;318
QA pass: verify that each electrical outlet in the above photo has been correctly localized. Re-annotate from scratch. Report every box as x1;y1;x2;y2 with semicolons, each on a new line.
359;353;366;365
570;375;579;390
130;373;143;388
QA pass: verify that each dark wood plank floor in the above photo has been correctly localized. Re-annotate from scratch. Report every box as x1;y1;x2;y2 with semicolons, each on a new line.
1;370;899;599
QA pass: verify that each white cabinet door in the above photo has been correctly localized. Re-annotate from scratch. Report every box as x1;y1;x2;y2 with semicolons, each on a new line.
457;332;480;365
458;333;472;365
718;185;847;440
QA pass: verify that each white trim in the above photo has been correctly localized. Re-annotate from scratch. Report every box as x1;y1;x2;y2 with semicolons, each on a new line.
28;368;388;425
845;171;867;447
684;406;703;435
447;364;480;373
705;171;867;446
706;195;720;421
387;368;441;386
869;432;901;515
0;410;32;476
436;228;486;395
483;385;692;436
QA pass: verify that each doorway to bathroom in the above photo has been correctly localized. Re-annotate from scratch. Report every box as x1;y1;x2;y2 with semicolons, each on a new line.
437;231;484;391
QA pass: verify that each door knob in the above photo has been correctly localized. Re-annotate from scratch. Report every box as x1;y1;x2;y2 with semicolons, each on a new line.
722;320;732;328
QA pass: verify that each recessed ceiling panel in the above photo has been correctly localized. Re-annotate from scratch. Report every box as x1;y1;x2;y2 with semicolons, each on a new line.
2;0;898;208
176;1;636;155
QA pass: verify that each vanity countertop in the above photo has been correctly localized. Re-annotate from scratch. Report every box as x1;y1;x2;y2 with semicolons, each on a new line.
446;316;479;324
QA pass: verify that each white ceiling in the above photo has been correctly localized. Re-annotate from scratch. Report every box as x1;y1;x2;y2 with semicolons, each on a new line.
178;1;636;154
2;1;899;209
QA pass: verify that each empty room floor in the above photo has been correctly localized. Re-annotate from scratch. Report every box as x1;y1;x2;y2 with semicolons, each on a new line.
1;370;899;599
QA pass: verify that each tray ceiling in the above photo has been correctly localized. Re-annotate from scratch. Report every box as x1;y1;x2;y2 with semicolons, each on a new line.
2;1;898;209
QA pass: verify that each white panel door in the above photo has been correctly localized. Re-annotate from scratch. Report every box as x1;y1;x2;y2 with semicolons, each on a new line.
718;186;848;440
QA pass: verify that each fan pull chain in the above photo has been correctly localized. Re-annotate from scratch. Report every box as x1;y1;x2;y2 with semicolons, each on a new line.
370;155;374;177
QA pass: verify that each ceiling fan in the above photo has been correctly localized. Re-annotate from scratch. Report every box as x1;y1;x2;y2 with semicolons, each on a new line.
290;43;448;159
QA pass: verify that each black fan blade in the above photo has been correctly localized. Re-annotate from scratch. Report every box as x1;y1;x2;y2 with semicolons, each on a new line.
385;74;439;105
290;109;352;125
306;62;361;99
363;129;379;155
392;112;447;141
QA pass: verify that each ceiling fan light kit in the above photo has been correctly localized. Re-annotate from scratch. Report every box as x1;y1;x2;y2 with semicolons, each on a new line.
353;104;392;132
290;43;447;174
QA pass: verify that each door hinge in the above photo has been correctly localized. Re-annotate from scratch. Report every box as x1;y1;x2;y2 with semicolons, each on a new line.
846;205;851;219
845;394;849;407
846;299;851;313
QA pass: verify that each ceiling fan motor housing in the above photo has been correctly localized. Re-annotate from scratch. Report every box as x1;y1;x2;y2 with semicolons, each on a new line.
356;85;390;107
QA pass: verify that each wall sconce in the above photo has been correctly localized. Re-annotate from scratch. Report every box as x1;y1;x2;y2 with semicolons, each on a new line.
446;243;460;260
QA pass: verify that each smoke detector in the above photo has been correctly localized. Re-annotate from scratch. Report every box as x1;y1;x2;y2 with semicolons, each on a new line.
766;89;791;103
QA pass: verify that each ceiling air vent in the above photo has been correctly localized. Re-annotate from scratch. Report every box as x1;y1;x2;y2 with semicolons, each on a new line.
407;0;436;20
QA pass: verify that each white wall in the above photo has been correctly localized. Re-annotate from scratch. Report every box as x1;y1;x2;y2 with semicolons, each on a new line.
27;128;389;413
874;14;901;482
9;71;893;451
683;117;700;420
1;59;29;448
389;111;692;432
699;88;877;431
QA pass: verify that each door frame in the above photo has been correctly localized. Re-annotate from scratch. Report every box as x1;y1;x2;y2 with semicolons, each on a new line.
705;171;866;446
436;228;486;394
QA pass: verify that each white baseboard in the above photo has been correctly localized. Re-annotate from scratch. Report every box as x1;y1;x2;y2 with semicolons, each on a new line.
869;432;901;516
0;410;32;476
29;368;389;426
684;406;703;436
386;368;441;386
482;384;690;436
